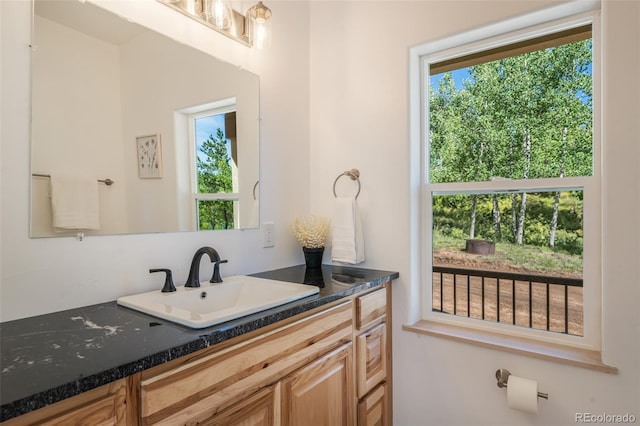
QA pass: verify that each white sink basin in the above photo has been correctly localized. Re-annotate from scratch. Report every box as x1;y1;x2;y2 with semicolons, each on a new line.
117;275;319;329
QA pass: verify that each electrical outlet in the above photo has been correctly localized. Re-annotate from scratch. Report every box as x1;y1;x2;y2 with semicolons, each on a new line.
263;222;275;247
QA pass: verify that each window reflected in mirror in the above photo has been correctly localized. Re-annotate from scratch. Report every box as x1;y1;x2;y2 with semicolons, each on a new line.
191;102;239;230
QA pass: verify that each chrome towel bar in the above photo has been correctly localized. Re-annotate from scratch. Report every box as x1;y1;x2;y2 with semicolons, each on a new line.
32;173;114;186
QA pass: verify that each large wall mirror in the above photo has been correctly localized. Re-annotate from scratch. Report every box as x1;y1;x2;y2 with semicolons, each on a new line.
30;0;260;238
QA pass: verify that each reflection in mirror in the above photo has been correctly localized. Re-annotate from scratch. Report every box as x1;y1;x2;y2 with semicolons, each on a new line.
30;0;260;238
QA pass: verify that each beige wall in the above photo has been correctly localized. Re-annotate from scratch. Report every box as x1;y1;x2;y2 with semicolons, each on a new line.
1;0;638;424
308;0;639;425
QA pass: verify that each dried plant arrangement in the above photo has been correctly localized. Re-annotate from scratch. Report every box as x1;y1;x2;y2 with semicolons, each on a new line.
292;215;330;248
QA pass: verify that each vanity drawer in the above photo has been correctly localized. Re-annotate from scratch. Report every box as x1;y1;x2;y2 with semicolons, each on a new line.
140;301;353;425
355;288;387;331
357;382;389;426
356;322;387;399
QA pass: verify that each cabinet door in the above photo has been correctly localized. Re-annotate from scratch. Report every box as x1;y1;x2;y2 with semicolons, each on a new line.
358;383;388;426
281;343;354;426
356;322;387;399
204;385;278;426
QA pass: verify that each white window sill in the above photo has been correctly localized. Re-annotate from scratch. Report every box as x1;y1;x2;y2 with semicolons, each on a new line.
403;320;617;374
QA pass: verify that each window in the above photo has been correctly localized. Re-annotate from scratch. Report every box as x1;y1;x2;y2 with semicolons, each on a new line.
412;6;601;350
188;100;239;230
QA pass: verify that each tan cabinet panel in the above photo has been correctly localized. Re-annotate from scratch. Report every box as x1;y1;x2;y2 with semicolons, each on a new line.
204;385;279;426
281;344;355;426
358;383;388;426
356;322;387;399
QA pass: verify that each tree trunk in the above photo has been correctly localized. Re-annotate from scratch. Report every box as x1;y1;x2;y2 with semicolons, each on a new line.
550;191;560;248
509;135;517;241
511;193;518;241
469;194;477;239
550;127;567;248
516;193;527;245
516;130;531;245
492;195;502;240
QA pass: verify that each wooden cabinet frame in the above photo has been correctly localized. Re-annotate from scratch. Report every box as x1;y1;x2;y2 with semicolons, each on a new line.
3;281;393;426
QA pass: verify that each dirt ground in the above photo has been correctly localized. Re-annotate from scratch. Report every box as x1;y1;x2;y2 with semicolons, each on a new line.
432;249;584;336
433;249;583;279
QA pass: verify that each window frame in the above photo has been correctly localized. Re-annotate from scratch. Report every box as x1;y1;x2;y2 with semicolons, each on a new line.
409;1;602;351
187;99;240;230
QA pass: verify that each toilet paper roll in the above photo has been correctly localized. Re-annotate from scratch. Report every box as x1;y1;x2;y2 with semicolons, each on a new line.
507;375;539;414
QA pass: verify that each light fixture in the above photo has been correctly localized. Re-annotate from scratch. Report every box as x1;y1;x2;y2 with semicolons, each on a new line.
246;1;272;50
159;0;272;49
204;0;232;30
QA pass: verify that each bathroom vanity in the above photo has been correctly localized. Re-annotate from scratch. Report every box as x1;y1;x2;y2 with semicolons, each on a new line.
0;265;397;425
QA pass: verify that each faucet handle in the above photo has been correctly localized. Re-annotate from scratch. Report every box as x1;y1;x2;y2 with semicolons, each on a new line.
150;268;176;293
210;259;228;283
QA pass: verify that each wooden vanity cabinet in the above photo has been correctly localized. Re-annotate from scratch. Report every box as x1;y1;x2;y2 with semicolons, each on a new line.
139;283;393;426
354;286;391;426
2;281;393;426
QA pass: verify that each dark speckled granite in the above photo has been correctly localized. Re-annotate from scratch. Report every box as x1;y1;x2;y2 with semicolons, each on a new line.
0;264;397;421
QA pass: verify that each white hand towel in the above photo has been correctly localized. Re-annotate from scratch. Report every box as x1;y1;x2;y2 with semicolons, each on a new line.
331;196;365;264
50;172;100;230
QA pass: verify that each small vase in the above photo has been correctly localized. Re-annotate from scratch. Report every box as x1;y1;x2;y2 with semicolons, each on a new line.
302;246;324;269
303;268;325;287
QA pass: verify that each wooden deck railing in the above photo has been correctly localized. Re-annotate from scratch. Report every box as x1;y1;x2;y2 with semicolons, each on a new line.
432;266;584;336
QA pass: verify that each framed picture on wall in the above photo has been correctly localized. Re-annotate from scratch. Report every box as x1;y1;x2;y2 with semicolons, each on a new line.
136;134;162;178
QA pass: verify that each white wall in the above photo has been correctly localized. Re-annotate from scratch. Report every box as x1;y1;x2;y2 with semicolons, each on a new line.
309;1;639;425
31;14;129;236
2;0;638;424
0;0;311;320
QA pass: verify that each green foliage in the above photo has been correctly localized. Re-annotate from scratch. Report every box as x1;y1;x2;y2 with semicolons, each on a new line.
552;229;583;255
429;38;592;255
433;191;583;254
197;128;234;230
430;40;592;184
495;239;583;274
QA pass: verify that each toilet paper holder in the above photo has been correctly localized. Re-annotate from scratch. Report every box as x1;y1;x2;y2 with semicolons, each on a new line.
496;369;548;400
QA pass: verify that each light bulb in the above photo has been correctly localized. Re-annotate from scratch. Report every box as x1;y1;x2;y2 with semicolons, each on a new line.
206;0;231;29
247;1;271;49
214;0;225;27
255;23;266;50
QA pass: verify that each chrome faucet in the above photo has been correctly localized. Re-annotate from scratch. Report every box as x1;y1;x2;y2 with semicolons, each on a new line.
185;247;228;288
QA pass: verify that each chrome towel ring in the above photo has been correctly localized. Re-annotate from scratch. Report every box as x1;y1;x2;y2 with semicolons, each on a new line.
333;168;361;199
253;180;259;200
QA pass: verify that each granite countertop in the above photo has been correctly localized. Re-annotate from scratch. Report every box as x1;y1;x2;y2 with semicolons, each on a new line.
0;264;398;421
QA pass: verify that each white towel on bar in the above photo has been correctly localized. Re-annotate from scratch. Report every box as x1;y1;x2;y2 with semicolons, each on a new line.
50;172;100;230
331;196;365;264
